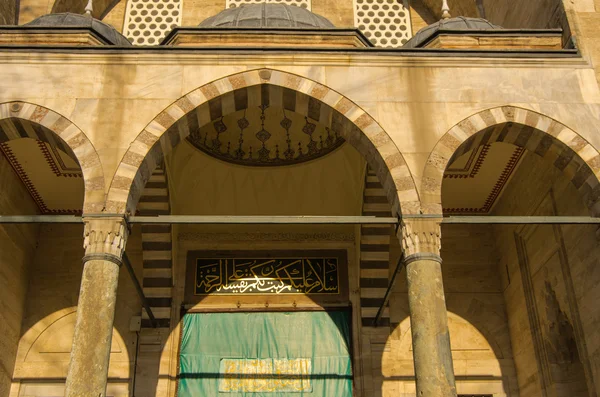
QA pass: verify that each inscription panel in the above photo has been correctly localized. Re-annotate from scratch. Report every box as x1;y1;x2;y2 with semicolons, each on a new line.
195;257;339;295
185;250;348;305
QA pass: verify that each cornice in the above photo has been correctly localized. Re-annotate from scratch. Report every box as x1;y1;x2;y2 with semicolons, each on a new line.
0;49;588;69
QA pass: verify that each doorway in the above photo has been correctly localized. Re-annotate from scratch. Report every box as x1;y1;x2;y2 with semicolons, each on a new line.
178;310;353;396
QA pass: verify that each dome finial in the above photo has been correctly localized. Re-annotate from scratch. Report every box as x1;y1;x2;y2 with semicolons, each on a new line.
441;0;451;19
84;0;93;17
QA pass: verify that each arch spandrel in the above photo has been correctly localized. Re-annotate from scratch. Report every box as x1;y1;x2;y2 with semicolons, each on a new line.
107;69;420;216
422;106;600;214
0;101;106;214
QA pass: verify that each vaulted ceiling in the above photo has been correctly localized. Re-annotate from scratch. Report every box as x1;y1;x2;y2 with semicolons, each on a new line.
442;141;525;214
0;138;84;214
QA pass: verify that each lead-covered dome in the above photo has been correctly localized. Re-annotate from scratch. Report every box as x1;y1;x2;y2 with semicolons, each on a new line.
404;16;503;48
26;13;131;45
198;4;335;29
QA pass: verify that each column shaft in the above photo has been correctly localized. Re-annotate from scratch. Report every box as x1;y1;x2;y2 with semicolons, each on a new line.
400;219;456;396
65;217;128;397
406;257;456;396
65;259;120;396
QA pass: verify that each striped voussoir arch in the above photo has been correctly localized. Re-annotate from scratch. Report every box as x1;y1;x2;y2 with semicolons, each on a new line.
421;106;600;214
106;69;419;218
359;165;393;327
0;101;105;213
138;164;173;328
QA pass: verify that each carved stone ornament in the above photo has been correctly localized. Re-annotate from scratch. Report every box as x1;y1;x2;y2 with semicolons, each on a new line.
82;216;128;263
398;218;442;259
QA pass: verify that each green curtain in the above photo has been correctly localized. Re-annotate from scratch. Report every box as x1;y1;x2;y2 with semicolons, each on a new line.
178;311;353;396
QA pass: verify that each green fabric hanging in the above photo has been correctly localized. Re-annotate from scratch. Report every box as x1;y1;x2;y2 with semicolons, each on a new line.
179;311;353;396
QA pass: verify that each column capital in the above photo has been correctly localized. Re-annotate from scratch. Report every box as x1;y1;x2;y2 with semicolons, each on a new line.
398;218;442;261
82;216;128;265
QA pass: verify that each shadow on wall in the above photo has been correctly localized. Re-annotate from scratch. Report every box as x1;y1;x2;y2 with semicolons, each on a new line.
379;312;515;396
9;222;142;396
11;307;131;396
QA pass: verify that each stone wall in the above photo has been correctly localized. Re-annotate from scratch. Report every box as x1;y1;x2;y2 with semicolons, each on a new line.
359;223;518;396
0;152;39;397
18;0;51;25
492;150;598;396
409;0;436;35
0;0;18;25
483;0;572;45
102;0;126;33
567;0;600;84
9;225;144;397
312;0;354;28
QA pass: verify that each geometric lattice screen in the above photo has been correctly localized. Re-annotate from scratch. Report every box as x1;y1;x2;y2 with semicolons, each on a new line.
353;0;412;47
226;0;311;11
122;0;182;45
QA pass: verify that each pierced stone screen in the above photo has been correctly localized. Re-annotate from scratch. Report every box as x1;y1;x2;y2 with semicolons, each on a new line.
225;0;312;11
354;0;412;47
123;0;183;45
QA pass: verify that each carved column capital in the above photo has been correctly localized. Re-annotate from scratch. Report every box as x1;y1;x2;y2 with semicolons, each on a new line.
398;218;442;263
82;216;128;265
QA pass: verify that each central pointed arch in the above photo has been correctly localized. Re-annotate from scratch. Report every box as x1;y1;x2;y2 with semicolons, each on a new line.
106;69;419;216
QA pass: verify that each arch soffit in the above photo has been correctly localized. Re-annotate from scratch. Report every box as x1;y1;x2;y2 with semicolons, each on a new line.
0;101;105;213
107;69;420;216
422;106;600;214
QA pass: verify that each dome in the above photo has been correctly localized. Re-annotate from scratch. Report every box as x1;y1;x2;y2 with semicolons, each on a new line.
25;13;131;46
198;4;335;29
404;16;503;48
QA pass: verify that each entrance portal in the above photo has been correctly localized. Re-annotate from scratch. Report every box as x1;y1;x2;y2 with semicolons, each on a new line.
178;311;353;396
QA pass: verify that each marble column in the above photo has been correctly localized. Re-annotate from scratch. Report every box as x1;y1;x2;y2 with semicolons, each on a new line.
65;216;128;397
399;218;456;396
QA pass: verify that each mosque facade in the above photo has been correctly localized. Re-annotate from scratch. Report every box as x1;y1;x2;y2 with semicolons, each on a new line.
1;0;600;396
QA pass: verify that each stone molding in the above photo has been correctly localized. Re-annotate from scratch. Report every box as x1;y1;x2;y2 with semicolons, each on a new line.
398;218;442;258
82;216;128;262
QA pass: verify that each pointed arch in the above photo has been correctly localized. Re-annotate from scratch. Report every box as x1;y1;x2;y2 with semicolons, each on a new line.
421;106;600;214
0;101;105;213
106;68;419;216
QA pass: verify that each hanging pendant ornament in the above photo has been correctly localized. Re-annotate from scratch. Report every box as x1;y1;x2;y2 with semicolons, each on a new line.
235;109;248;159
281;109;294;160
85;0;93;17
255;105;271;162
441;0;451;19
212;116;227;152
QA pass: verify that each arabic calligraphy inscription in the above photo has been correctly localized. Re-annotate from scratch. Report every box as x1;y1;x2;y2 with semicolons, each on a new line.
195;257;340;295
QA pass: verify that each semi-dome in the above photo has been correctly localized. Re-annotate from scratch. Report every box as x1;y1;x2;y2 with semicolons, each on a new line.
404;16;503;48
25;13;131;45
198;4;335;29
